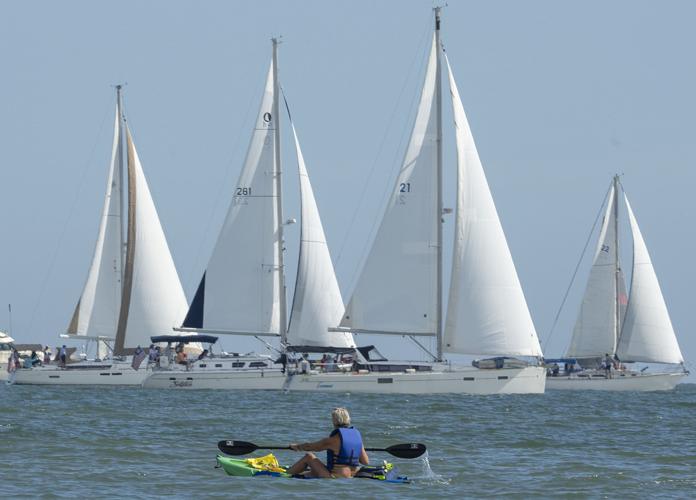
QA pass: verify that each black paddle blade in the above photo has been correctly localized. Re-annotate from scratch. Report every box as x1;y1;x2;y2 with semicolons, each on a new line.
372;443;427;459
217;440;259;456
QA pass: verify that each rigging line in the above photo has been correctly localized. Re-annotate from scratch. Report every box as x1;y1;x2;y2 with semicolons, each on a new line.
334;15;433;268
26;99;112;336
255;335;282;354
542;183;613;352
180;68;261;299
278;85;302;333
337;15;434;300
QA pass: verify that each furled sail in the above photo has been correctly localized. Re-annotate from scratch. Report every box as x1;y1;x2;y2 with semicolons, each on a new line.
113;127;189;352
340;35;439;335
182;61;281;336
616;195;683;364
566;186;620;359
66;106;123;338
442;55;542;357
286;123;355;348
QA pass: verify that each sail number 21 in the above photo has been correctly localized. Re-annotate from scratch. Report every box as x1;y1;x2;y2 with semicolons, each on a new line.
397;183;411;204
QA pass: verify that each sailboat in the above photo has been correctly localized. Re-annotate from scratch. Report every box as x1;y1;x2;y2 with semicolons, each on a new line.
285;9;546;394
15;87;190;385
143;39;355;390
546;176;688;391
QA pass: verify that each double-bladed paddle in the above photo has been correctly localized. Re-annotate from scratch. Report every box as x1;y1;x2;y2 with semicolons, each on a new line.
217;440;426;459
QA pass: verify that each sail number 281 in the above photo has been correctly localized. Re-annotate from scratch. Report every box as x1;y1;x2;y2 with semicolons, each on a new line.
236;187;252;196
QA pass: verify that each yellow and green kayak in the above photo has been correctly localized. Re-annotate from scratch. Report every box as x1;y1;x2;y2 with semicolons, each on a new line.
215;454;410;483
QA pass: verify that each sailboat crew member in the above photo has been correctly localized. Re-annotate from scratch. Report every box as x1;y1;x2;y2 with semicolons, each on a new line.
287;407;368;478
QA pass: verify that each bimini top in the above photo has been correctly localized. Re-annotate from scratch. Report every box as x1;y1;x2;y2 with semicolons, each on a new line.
150;334;218;345
284;345;366;354
283;345;388;361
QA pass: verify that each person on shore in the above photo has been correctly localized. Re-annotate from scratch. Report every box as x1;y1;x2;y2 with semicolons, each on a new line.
286;407;368;478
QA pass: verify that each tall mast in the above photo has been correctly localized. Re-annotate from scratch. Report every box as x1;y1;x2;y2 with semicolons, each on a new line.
115;84;126;279
272;38;288;345
613;174;620;354
434;7;444;362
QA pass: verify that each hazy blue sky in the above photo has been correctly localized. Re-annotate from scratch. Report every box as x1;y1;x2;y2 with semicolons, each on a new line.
1;1;694;376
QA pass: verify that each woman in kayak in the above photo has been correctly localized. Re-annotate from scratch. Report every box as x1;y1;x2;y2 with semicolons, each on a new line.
287;407;368;478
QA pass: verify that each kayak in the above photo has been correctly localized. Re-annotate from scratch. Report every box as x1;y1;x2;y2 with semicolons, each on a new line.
216;454;410;483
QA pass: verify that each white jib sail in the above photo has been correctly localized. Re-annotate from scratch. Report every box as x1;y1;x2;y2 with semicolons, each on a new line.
121;127;189;348
196;62;281;334
616;195;683;364
286;123;355;348
566;186;619;359
443;55;542;357
340;35;439;335
67;106;123;337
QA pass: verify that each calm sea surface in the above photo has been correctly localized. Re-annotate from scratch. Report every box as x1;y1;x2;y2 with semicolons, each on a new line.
1;383;695;498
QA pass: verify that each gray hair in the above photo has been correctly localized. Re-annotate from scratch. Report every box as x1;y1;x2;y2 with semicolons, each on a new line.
331;407;351;427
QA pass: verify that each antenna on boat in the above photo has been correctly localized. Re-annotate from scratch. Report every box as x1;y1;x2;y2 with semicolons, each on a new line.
7;304;12;337
111;82;128;122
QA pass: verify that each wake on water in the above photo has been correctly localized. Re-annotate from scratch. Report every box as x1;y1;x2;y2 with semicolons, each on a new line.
412;451;450;485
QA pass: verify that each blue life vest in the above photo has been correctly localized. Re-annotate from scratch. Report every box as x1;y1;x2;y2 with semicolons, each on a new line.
326;427;363;470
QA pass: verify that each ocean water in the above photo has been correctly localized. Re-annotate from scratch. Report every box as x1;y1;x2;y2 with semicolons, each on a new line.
1;384;695;498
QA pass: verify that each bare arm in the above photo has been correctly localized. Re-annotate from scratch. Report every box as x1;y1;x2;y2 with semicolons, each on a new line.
290;434;339;453
359;446;369;465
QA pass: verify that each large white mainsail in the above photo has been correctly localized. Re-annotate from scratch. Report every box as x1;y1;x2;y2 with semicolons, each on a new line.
566;186;622;359
113;127;189;351
67;107;124;338
340;35;439;336
182;61;281;336
286;123;354;348
442;56;542;357
616;195;683;364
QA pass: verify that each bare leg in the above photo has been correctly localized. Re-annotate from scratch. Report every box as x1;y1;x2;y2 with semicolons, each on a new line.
286;453;332;478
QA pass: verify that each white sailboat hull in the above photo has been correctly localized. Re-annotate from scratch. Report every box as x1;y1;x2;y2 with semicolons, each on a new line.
12;363;148;386
286;365;546;394
142;369;285;390
546;371;686;391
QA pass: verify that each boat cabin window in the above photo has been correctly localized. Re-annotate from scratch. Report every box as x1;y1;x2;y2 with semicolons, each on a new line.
232;362;245;368
249;361;267;368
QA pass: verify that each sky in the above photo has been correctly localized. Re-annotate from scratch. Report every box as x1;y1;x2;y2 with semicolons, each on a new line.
1;1;694;377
